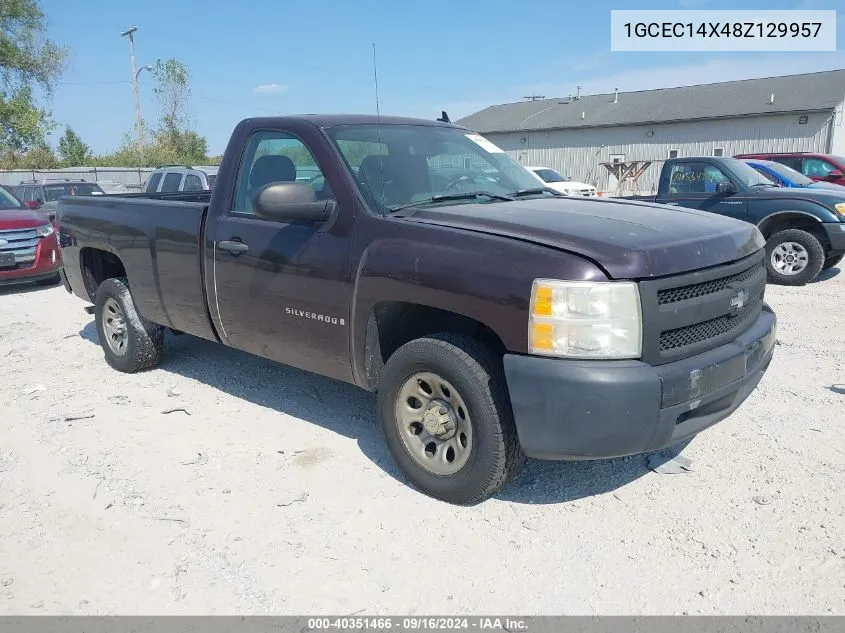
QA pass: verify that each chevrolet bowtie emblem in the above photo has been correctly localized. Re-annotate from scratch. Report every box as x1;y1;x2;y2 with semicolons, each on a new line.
730;288;749;310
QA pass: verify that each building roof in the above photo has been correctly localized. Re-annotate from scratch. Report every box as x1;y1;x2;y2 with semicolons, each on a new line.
456;70;845;134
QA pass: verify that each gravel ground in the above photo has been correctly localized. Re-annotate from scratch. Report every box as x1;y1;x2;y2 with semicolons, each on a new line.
0;270;843;615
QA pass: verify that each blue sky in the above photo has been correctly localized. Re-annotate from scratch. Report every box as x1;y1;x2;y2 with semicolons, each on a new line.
43;0;844;155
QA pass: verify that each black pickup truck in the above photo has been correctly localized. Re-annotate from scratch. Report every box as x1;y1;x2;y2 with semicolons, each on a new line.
624;156;845;285
57;115;776;504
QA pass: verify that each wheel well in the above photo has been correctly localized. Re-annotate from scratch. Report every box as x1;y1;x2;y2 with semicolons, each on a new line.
758;214;830;250
80;248;126;300
363;302;506;391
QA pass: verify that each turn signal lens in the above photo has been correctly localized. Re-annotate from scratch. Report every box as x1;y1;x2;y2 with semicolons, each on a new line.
528;279;642;359
834;202;845;217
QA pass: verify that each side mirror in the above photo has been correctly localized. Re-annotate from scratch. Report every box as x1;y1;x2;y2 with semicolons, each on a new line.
826;169;843;178
252;181;332;223
716;181;738;194
26;200;42;209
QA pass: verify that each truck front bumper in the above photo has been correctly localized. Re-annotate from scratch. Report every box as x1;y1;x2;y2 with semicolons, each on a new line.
503;304;776;460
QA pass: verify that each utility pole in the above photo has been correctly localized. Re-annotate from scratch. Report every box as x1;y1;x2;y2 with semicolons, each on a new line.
121;26;144;152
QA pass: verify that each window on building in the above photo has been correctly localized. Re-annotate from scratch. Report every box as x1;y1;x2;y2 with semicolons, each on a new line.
668;149;679;159
798;115;809;124
712;148;724;157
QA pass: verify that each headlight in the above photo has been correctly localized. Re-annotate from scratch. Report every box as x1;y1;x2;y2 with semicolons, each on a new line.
35;224;54;238
834;202;845;218
529;279;642;359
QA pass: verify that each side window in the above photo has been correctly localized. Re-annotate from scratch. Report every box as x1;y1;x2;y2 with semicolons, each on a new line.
802;157;835;177
146;172;163;192
183;174;203;191
161;172;183;192
232;130;331;216
668;162;730;194
24;186;35;202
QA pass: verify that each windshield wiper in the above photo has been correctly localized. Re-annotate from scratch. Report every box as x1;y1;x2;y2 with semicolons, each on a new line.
388;191;514;214
511;187;563;197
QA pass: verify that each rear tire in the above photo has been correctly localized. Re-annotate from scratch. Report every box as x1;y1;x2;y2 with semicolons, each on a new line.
822;254;844;271
764;229;825;286
94;278;164;373
377;333;525;505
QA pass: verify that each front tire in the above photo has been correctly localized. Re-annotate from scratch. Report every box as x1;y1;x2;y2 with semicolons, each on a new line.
94;278;164;373
377;333;525;505
822;254;844;271
764;229;825;286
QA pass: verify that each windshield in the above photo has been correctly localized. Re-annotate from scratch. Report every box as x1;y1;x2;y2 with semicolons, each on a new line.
722;158;775;187
43;182;104;201
756;161;813;185
0;186;23;210
533;168;566;183
207;174;217;188
324;124;544;214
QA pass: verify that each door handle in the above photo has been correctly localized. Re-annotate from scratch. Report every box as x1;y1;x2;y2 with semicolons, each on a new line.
218;240;249;255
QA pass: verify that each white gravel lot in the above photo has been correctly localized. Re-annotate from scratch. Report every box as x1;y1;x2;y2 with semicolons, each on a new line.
0;269;843;615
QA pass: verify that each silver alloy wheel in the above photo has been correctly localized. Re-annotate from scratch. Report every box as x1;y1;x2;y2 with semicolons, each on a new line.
771;242;809;276
394;371;473;476
102;297;128;356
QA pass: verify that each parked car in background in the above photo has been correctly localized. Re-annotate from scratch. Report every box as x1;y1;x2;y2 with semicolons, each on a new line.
734;152;845;187
525;166;598;197
619;156;845;284
58;114;776;504
741;159;845;192
11;179;105;225
94;180;132;194
0;185;61;287
144;165;218;193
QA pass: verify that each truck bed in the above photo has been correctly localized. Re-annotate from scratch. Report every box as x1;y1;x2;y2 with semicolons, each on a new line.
58;192;219;341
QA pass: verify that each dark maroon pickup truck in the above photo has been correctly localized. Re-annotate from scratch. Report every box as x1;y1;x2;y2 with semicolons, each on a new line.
57;115;776;504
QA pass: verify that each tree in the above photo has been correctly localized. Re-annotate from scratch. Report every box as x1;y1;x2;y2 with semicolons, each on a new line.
152;58;191;142
57;126;92;166
0;0;68;158
18;144;57;169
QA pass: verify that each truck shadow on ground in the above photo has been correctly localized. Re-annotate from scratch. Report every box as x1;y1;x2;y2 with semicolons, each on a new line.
0;281;61;296
79;321;666;505
811;266;840;283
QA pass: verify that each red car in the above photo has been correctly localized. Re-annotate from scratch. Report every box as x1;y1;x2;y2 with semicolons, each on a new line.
734;152;845;187
0;184;62;287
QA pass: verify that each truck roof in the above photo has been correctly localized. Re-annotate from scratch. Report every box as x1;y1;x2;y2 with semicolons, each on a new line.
243;114;464;128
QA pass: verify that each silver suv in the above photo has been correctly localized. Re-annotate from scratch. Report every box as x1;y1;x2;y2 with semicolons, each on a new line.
144;165;219;193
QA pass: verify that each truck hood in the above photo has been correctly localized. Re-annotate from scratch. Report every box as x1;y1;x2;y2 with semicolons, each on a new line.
401;196;765;279
0;208;50;229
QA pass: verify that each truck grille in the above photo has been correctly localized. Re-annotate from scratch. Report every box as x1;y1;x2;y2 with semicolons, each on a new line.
657;261;764;305
0;228;38;270
639;252;766;365
660;300;760;351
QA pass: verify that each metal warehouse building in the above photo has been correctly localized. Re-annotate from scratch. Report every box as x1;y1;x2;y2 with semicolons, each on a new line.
456;70;845;195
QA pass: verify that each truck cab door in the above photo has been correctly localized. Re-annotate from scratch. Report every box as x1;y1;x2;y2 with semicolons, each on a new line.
660;161;748;222
207;128;353;383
